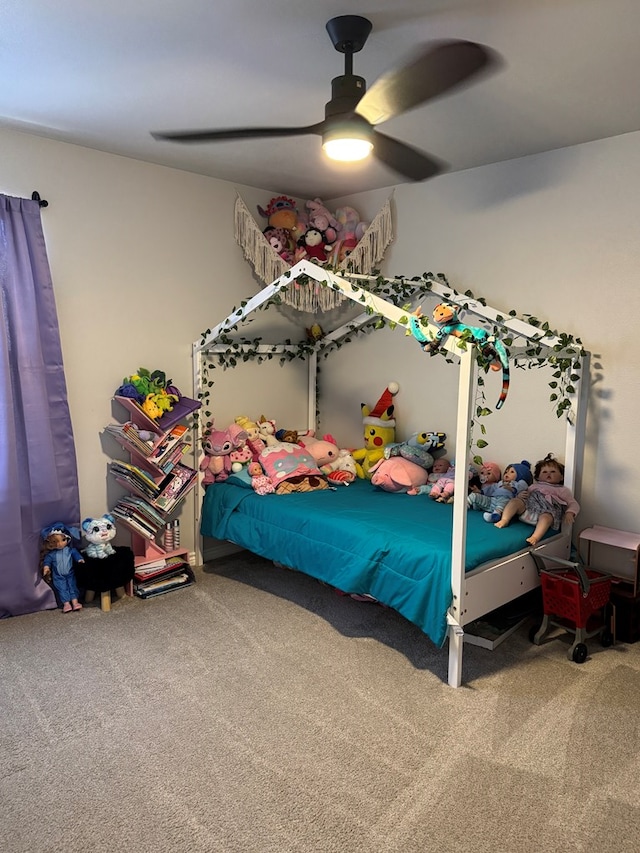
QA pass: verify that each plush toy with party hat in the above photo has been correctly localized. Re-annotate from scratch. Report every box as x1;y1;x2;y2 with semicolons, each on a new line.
352;382;399;479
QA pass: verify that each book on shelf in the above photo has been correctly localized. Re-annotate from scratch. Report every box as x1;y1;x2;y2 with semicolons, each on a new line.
134;556;167;575
150;424;190;466
134;554;190;582
154;444;190;476
134;566;195;599
154;463;197;512
104;421;156;458
110;460;160;499
135;562;188;584
112;510;156;540
117;495;166;528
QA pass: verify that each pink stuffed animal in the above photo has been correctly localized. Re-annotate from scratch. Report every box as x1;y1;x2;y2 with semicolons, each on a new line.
299;434;340;468
200;422;248;485
305;198;339;245
368;456;430;493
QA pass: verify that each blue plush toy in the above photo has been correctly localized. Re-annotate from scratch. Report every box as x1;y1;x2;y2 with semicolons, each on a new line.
384;430;447;470
410;303;510;410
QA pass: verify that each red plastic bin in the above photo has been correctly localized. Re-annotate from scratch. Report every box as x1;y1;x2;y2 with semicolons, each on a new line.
541;569;611;629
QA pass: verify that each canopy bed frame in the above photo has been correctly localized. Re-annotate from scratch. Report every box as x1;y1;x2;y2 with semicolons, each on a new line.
191;260;589;687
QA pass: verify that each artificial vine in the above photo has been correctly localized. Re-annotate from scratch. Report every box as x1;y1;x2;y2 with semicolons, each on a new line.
196;270;586;456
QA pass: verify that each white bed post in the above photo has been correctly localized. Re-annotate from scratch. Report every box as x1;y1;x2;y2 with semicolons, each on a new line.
563;352;590;498
448;347;476;687
192;340;204;568
308;349;318;434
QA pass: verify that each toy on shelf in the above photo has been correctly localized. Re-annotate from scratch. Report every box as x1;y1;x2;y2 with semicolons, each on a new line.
352;382;399;479
295;227;331;264
305;198;339;245
263;226;293;263
40;523;84;613
257;195;303;236
114;369;201;428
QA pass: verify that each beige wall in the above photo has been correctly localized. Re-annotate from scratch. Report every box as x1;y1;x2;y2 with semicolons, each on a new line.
326;130;640;535
2;125;638;557
1;127;305;559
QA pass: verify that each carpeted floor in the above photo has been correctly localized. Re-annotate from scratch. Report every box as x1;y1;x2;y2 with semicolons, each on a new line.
1;551;639;853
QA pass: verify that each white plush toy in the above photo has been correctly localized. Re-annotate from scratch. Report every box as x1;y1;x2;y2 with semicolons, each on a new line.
82;514;117;558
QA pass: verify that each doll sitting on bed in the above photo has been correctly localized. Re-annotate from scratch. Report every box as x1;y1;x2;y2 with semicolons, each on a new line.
429;462;477;503
467;460;532;522
494;453;579;545
407;457;451;496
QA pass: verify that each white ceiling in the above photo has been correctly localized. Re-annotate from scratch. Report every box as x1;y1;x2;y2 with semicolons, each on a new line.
3;0;640;199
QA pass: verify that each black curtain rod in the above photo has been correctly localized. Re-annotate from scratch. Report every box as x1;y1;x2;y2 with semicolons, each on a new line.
31;191;48;208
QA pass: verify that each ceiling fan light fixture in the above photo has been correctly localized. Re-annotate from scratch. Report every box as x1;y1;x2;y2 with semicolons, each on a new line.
322;127;373;162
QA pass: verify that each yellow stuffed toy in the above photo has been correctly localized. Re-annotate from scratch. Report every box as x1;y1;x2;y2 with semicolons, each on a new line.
352;382;399;479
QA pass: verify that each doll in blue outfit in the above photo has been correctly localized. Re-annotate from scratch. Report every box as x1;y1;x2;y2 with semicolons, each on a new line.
40;523;84;613
467;461;533;522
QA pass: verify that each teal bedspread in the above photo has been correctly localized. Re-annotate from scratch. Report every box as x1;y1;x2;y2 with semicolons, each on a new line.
200;478;534;646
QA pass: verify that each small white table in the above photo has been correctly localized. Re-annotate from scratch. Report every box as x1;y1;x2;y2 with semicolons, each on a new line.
579;525;640;595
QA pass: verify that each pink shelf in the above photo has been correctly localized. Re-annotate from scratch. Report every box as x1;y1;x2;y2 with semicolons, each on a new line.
109;393;200;575
114;395;201;434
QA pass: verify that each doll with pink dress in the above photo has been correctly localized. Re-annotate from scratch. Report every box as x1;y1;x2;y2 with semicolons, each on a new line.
495;453;579;545
406;457;451;496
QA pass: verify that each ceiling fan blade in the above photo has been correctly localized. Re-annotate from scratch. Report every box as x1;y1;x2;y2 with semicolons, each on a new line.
372;130;446;182
356;40;499;126
151;123;324;143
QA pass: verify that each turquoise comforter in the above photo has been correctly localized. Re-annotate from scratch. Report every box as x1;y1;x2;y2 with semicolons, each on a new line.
200;478;535;646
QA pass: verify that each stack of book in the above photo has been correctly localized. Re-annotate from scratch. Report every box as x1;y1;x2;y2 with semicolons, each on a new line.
149;424;190;473
104;421;155;458
109;459;197;514
111;495;165;540
133;554;195;599
105;422;191;475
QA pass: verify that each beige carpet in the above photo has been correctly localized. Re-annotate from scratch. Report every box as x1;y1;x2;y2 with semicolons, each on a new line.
1;551;639;853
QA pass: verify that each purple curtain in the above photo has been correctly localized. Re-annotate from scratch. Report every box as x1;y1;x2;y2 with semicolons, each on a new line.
0;194;80;616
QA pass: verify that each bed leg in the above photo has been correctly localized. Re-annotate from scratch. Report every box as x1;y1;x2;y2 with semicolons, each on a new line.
447;622;464;688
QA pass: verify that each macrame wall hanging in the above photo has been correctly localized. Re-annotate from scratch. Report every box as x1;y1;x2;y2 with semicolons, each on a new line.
233;193;394;313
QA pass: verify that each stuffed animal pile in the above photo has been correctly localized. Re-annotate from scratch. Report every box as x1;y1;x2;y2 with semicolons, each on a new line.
200;413;359;493
115;368;182;421
257;195;369;269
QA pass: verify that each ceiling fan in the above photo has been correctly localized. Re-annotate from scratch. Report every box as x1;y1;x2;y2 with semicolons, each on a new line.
151;15;500;182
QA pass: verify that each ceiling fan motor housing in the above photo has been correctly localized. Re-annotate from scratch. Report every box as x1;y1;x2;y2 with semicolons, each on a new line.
325;75;367;119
